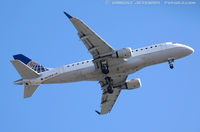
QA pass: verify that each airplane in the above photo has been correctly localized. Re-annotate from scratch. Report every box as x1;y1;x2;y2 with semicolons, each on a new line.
11;12;194;115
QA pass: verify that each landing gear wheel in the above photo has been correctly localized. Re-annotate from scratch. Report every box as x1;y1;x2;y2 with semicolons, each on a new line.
170;64;174;69
101;65;109;74
105;77;113;94
107;86;113;94
100;60;109;74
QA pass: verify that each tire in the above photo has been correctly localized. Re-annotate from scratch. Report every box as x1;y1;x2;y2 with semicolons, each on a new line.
101;65;109;74
107;86;113;94
170;64;174;69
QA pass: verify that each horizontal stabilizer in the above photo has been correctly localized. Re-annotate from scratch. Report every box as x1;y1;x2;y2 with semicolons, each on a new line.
24;85;39;98
11;60;40;79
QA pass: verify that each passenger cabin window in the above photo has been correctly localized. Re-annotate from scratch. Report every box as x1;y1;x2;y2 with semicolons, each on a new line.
141;49;143;50
82;62;84;64
150;46;153;48
77;63;79;65
136;50;138;51
72;64;74;66
145;47;148;49
155;45;157;47
67;65;70;67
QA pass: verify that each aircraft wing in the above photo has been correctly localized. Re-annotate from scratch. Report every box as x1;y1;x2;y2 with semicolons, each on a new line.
97;75;128;115
64;12;115;59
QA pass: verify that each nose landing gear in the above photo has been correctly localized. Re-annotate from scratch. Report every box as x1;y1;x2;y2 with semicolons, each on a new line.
168;58;174;69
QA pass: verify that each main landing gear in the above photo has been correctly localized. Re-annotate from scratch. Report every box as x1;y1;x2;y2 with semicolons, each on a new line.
168;57;174;69
105;77;113;94
101;60;109;74
100;60;113;93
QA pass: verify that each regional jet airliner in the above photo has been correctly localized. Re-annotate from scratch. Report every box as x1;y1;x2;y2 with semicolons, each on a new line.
11;12;194;115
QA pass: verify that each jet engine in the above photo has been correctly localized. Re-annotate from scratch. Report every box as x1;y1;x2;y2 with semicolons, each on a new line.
123;78;141;90
112;48;133;58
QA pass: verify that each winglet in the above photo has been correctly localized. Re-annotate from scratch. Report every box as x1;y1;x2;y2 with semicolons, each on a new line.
95;110;101;115
64;11;73;19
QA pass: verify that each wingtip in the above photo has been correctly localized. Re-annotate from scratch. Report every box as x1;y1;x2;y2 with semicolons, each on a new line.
95;110;101;115
63;11;73;19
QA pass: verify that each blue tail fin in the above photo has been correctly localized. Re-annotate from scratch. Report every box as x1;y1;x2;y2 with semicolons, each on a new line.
13;54;48;73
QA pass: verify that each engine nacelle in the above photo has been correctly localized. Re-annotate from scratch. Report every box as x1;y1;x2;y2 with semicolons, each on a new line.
124;78;141;90
112;47;133;58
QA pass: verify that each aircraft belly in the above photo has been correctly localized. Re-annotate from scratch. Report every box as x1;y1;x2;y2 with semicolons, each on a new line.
108;57;144;76
42;48;186;84
42;66;99;84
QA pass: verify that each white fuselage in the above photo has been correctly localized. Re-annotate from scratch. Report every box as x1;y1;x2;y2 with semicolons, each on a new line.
23;42;194;85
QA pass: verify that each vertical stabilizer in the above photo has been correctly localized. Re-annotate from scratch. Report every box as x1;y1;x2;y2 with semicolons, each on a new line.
13;54;48;73
11;58;41;98
11;60;40;79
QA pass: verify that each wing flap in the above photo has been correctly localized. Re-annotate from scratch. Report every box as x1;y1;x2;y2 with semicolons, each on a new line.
98;75;127;115
101;88;121;114
64;12;114;59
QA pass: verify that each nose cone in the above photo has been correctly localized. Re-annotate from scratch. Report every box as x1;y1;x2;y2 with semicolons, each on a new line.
183;45;194;55
172;43;194;59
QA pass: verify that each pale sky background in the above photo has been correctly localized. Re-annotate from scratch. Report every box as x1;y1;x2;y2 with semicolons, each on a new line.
1;0;200;132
